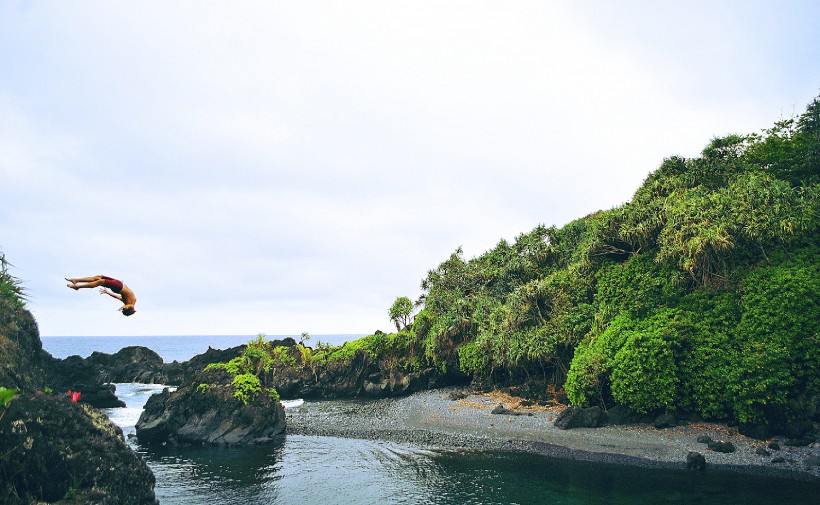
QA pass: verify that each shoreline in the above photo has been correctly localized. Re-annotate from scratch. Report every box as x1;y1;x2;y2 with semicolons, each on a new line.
285;388;820;483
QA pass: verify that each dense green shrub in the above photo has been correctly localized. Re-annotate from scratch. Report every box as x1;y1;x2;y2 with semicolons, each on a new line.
231;373;261;405
594;254;685;321
0;253;26;310
733;256;820;422
563;339;605;408
675;291;741;419
564;313;639;407
610;318;679;413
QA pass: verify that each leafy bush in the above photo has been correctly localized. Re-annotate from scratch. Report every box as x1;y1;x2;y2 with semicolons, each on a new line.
564;313;639;407
267;387;280;402
0;253;26;310
202;335;286;406
0;387;16;407
204;356;244;375
231;373;261;405
610;324;679;413
272;346;296;367
732;257;820;422
594;254;684;321
563;340;605;408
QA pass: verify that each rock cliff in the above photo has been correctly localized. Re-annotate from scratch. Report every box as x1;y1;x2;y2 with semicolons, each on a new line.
0;300;157;504
136;368;286;445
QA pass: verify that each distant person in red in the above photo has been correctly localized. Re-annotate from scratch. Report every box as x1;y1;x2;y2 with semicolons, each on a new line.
66;275;137;316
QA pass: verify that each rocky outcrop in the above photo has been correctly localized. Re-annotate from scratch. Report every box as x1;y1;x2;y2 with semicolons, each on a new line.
41;344;254;408
43;338;463;402
554;406;606;429
0;393;157;504
271;346;458;400
686;451;706;471
0;297;157;504
707;440;736;453
0;297;44;392
136;370;286;446
43;340;294;393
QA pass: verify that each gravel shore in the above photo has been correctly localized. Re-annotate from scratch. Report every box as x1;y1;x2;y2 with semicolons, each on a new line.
285;388;820;482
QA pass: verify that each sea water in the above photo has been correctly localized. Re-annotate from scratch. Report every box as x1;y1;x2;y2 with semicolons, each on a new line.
42;338;819;504
42;334;362;362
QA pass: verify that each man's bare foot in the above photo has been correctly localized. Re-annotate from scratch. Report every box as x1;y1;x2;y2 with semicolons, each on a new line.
67;283;79;290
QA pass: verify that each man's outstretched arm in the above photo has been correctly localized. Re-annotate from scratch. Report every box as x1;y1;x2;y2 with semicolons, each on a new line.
99;287;123;301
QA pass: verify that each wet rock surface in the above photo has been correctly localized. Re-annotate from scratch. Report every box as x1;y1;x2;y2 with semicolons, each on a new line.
0;393;157;505
271;347;460;400
136;370;286;446
1;303;158;504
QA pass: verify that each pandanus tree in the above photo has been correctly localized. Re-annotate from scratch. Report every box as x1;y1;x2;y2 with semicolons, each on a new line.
388;296;414;331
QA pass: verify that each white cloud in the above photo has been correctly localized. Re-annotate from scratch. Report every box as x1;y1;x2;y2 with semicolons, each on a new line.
1;1;818;337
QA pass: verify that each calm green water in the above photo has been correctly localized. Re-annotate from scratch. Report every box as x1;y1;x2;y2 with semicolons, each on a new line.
138;436;817;505
107;384;817;505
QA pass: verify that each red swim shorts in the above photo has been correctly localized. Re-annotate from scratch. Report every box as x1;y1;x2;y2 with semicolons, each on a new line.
101;275;124;293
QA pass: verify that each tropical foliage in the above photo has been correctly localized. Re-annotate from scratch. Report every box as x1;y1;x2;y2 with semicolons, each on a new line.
336;94;820;423
202;335;280;405
199;95;818;425
0;252;26;310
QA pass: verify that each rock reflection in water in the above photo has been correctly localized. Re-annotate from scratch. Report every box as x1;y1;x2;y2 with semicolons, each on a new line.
136;436;819;505
107;384;817;505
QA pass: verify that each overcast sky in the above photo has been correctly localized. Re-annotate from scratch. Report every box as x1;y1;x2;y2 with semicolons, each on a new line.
1;1;818;337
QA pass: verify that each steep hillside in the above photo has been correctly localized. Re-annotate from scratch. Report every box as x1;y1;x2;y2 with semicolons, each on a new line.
326;93;819;435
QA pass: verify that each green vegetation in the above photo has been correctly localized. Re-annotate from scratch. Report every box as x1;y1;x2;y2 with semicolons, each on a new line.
199;95;818;426
0;252;26;310
202;334;280;405
0;387;16;407
389;296;414;331
231;373;262;405
325;94;819;424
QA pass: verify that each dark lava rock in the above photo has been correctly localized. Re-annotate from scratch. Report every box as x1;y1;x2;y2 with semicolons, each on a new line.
686;451;706;471
554;406;606;430
707;440;736;453
491;404;507;414
1;300;156;504
0;300;44;392
87;346;166;383
654;412;677;429
605;405;642;425
784;437;813;447
449;390;468;401
489;404;532;417
756;447;771;456
136;382;285;445
76;382;127;408
739;423;770;440
772;456;786;464
696;434;713;444
768;441;781;451
805;455;820;467
783;418;813;439
0;393;157;505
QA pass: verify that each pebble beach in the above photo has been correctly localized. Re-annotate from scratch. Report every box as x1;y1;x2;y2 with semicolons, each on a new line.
286;388;820;482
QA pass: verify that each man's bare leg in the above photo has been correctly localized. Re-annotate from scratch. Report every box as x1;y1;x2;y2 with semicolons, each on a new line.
66;275;105;289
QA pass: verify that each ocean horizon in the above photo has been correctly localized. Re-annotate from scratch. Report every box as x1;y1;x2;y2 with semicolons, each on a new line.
42;334;365;363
